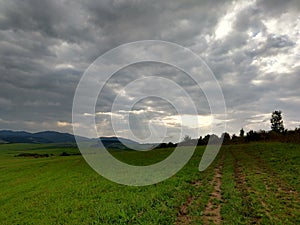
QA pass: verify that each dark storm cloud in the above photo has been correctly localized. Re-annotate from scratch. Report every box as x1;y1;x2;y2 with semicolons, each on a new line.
0;0;299;140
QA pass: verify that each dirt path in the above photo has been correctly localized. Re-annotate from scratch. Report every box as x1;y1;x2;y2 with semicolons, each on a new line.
177;156;224;225
176;196;195;224
176;180;202;224
202;161;223;225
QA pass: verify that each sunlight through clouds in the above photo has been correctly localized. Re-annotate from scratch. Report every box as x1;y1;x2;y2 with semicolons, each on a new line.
0;0;299;138
215;0;256;39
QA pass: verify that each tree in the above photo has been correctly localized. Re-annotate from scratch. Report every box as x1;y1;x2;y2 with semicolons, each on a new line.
239;128;245;137
231;134;239;143
221;132;231;144
270;110;284;133
246;130;260;142
183;135;192;142
180;135;192;146
209;134;220;144
197;136;203;146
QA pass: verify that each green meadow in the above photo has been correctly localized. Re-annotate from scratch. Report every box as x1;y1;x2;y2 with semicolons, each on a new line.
0;143;299;224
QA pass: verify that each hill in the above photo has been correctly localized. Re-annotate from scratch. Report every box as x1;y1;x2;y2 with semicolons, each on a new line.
0;130;152;150
0;130;88;144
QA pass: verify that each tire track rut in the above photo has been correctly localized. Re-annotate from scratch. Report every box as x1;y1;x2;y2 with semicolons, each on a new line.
202;156;224;225
176;156;224;225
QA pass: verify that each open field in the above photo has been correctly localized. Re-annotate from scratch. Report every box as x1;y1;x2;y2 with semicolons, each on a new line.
0;143;299;224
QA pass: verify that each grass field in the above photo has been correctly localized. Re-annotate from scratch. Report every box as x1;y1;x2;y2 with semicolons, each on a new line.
0;143;299;224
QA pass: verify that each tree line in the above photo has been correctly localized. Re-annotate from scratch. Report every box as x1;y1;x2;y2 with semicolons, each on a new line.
156;110;300;148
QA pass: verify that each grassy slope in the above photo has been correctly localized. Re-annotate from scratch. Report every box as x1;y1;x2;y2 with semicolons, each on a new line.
0;143;299;224
221;143;299;225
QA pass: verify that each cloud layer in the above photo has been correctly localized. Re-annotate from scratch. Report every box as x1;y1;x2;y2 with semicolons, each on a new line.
0;0;299;142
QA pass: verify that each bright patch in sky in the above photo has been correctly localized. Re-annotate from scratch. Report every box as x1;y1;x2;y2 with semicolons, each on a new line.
1;0;300;140
55;64;74;69
215;0;255;39
162;114;213;128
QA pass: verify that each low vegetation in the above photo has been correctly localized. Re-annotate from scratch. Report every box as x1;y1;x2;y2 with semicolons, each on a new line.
15;152;53;158
0;142;299;224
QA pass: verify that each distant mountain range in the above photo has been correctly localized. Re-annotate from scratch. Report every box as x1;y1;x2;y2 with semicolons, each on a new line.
0;130;89;144
0;130;156;150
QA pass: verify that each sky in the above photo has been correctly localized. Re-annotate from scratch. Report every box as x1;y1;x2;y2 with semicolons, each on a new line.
0;0;299;143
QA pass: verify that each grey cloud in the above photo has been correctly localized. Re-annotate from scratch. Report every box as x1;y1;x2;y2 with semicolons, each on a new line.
233;5;266;33
265;34;295;49
256;0;300;15
0;0;299;141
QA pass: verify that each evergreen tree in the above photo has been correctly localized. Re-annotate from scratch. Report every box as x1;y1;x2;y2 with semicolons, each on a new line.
270;110;284;133
240;128;245;137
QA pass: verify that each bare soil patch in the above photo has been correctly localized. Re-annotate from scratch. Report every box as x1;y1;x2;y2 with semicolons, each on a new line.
202;162;223;225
